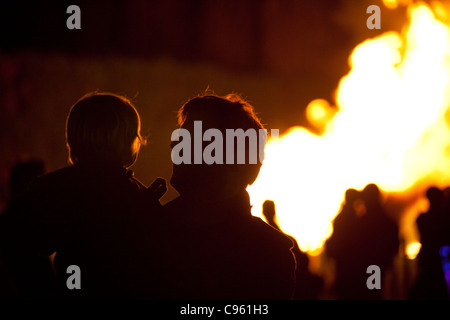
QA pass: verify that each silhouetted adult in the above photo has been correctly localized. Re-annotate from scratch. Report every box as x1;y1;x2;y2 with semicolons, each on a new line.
360;184;398;299
326;188;360;260
443;187;450;247
410;187;449;299
4;93;164;299
326;188;362;299
0;160;54;298
326;184;398;299
160;93;296;299
262;200;323;299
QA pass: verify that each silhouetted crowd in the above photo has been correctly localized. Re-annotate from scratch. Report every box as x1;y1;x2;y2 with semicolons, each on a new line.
0;92;449;300
325;184;399;300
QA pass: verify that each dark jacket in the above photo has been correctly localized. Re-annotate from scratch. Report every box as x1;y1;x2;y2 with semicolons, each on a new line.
4;162;161;299
159;192;297;300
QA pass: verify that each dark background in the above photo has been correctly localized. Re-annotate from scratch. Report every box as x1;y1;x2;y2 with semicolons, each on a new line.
0;0;409;205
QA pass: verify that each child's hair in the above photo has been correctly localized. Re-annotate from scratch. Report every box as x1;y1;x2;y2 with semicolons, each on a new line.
66;92;145;167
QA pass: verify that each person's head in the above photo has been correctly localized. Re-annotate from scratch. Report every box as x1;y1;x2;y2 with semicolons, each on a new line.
66;92;145;167
426;186;444;210
344;188;359;205
170;93;266;197
362;183;381;206
9;159;46;196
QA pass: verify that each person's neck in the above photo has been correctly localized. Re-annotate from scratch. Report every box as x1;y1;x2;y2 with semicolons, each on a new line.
179;188;250;211
73;160;128;175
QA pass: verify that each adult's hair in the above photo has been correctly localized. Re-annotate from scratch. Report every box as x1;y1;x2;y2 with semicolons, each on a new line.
172;93;266;193
66;92;144;167
177;94;264;133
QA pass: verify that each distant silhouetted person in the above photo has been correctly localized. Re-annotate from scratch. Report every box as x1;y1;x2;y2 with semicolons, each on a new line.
8;160;46;196
4;92;165;299
262;200;323;299
361;184;398;277
410;187;449;299
0;159;54;298
326;188;360;261
161;93;296;299
326;184;398;300
326;188;362;299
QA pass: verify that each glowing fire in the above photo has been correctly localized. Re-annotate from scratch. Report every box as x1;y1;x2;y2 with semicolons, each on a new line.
248;3;450;256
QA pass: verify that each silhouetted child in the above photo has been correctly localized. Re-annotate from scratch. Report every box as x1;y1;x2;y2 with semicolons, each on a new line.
160;93;296;299
4;92;165;299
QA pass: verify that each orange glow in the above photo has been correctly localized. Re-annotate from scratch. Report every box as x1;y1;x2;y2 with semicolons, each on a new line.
406;241;422;260
305;99;336;132
248;3;450;255
382;0;414;10
382;0;400;10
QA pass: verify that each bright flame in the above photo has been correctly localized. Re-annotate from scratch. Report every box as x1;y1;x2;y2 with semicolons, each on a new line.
383;0;399;10
406;241;422;259
305;99;335;131
382;0;412;10
248;3;450;255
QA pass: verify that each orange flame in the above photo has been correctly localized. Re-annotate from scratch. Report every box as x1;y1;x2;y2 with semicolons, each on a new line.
248;3;450;256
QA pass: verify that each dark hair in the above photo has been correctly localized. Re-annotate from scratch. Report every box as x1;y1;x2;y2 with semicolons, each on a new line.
66;92;145;167
178;93;263;130
172;93;266;192
426;186;443;202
